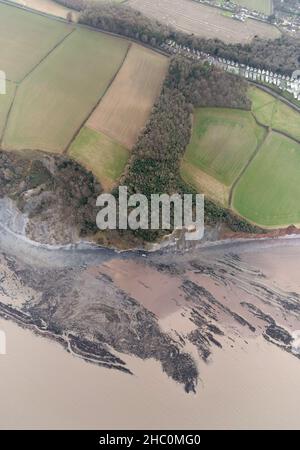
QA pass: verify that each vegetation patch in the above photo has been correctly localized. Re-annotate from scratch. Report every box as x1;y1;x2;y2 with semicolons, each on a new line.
69;127;129;191
233;132;300;227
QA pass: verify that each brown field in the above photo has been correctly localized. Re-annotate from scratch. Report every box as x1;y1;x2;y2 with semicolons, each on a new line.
87;44;169;149
128;0;280;44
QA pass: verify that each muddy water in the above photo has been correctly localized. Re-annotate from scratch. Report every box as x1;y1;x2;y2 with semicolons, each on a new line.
0;317;300;429
1;206;300;429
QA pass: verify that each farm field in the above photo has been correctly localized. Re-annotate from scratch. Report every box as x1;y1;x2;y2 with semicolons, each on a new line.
0;2;73;82
11;0;125;19
69;127;129;191
183;108;265;186
250;87;300;142
0;81;16;138
182;86;300;227
233;132;300;227
3;28;129;153
87;44;169;149
233;0;273;15
128;0;280;44
10;0;79;20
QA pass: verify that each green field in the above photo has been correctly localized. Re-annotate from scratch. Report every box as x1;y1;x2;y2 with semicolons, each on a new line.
184;108;266;186
69;127;129;191
0;81;16;138
233;0;272;15
233;132;300;227
3;28;129;153
182;87;300;227
0;2;72;82
250;87;300;141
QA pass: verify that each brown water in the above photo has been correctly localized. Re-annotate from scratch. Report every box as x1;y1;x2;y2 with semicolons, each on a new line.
1;236;300;429
1;316;300;429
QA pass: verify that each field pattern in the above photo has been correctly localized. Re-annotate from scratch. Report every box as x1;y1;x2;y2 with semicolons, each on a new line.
87;44;168;149
3;29;129;153
0;2;72;82
184;108;265;186
233;132;300;227
69;127;129;191
250;87;300;142
0;3;168;193
182;84;300;227
128;0;280;43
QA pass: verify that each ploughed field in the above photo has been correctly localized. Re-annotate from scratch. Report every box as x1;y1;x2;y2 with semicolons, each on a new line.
87;44;169;150
0;2;168;189
182;87;300;228
128;0;280;44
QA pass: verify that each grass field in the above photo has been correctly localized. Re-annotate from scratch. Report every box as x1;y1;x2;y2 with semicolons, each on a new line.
183;108;266;187
69;127;129;191
3;28;129;153
233;132;300;227
250;87;300;141
87;44;168;149
0;2;73;82
0;81;16;138
234;0;273;15
128;0;280;44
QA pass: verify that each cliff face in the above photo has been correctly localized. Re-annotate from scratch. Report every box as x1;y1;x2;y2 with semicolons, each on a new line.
0;150;102;244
